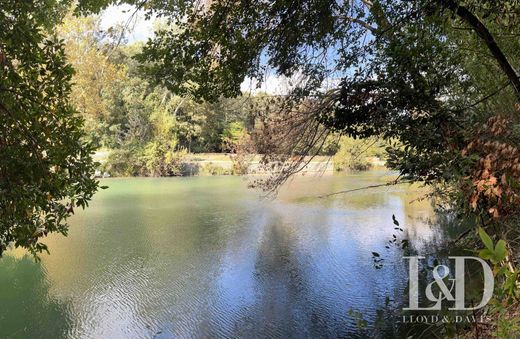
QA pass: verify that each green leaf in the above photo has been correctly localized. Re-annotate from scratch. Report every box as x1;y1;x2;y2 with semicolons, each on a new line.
392;214;399;226
478;227;494;251
372;252;380;257
494;240;507;262
478;249;493;260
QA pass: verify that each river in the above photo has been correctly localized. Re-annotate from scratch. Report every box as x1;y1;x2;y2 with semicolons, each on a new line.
0;171;441;338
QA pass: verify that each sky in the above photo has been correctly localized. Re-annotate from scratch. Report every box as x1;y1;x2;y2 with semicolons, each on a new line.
99;5;291;94
100;4;155;43
99;5;305;95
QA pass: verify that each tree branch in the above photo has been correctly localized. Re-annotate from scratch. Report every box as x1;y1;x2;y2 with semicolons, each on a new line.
316;179;410;198
440;0;520;101
338;16;376;32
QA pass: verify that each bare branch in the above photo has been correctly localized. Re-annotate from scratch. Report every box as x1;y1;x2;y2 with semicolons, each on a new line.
316;179;410;198
338;16;376;32
361;0;374;9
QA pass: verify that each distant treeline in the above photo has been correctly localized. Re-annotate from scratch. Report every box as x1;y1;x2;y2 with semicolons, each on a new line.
61;14;386;177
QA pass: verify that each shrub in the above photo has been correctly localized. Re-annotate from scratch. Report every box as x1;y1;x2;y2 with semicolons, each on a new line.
141;140;187;176
333;137;383;172
200;162;232;175
103;140;188;177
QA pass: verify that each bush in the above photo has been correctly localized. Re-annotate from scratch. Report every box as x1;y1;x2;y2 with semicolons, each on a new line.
221;121;246;153
200;162;232;175
103;147;139;176
230;154;249;175
333;137;385;172
103;140;188;177
141;140;187;176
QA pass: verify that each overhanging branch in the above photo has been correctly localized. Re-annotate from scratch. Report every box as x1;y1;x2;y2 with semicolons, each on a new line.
440;0;520;101
339;16;377;32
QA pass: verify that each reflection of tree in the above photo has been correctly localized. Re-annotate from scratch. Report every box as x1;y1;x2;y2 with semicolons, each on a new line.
239;210;403;338
0;255;71;338
237;216;314;338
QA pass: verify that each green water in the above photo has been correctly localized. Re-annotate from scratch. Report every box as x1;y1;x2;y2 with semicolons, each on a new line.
0;172;440;338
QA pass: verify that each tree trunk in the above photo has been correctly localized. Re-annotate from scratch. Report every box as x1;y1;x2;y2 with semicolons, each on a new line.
440;0;520;101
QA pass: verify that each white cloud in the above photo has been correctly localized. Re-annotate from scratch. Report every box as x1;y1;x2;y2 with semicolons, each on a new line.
241;75;287;95
100;4;155;43
241;70;313;96
241;72;341;96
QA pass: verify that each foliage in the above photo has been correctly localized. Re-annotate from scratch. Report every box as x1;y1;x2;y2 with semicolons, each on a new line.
56;14;260;177
333;137;386;171
463;114;520;221
57;12;128;147
478;227;508;266
103;147;137;176
130;0;520;245
199;162;232;176
57;13;258;175
0;0;100;256
127;2;520;333
476;227;520;337
221;121;246;153
130;0;520;190
141;140;187;176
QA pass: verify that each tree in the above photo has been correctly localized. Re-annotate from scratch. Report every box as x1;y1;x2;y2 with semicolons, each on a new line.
0;1;100;256
58;11;129;148
133;0;520;205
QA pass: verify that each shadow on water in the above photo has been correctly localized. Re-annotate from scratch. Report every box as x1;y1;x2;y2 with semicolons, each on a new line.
0;172;457;338
0;255;71;338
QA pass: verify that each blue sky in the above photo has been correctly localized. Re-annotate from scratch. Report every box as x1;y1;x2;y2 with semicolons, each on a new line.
99;4;341;95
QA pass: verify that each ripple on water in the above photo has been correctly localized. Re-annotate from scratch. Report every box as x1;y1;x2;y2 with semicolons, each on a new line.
0;174;437;338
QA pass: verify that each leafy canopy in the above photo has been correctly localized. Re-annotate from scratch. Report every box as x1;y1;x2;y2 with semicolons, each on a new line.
132;0;520;184
0;1;103;256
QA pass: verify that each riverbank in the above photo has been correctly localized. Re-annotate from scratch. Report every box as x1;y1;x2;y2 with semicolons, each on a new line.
93;150;387;177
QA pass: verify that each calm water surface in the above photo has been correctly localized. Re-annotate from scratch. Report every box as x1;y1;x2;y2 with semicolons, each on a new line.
0;171;441;338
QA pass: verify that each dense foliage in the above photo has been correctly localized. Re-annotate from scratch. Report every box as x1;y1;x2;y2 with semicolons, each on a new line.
2;0;520;334
131;0;520;228
0;1;99;256
133;0;519;183
56;13;262;177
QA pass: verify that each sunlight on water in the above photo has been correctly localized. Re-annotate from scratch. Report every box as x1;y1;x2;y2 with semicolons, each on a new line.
0;171;440;338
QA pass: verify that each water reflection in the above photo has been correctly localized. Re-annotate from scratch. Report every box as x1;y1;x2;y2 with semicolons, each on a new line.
0;255;71;337
1;171;440;338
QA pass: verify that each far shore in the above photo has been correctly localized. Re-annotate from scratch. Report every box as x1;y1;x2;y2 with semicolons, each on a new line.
93;150;387;178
